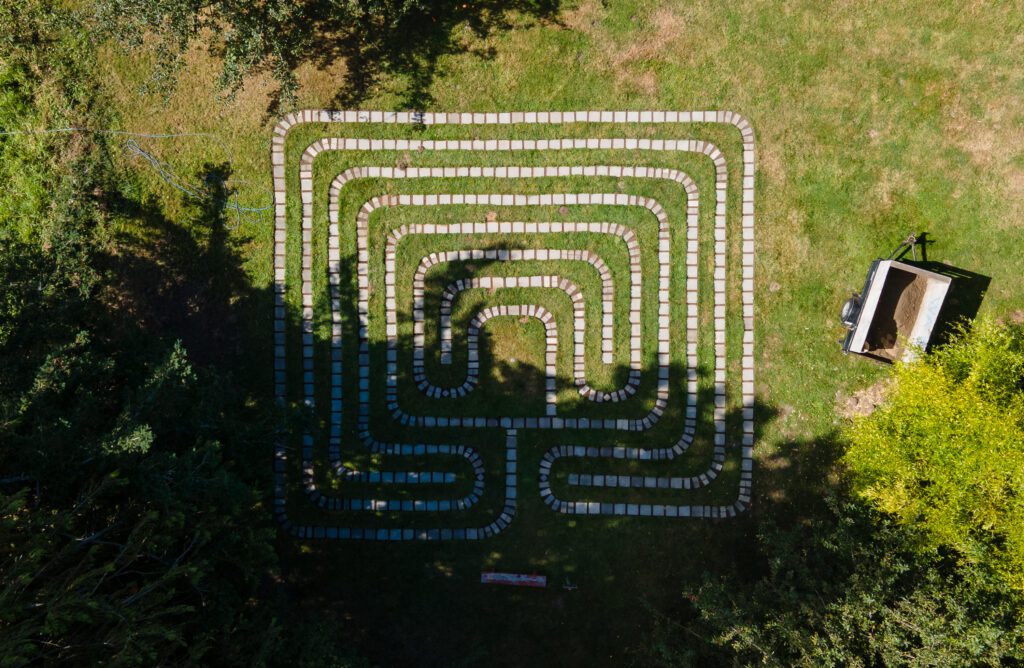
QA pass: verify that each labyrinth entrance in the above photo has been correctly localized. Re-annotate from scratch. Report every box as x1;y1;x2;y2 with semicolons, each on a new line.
271;111;756;541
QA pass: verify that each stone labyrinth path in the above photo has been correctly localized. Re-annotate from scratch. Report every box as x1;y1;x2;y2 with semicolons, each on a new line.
272;110;756;541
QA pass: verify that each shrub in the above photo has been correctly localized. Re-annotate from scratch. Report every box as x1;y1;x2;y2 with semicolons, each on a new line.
844;319;1024;594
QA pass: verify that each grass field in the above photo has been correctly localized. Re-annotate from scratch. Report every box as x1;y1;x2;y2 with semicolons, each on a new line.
96;1;1024;664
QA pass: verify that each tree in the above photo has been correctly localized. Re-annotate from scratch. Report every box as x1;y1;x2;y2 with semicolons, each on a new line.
88;0;561;109
643;498;1024;667
844;319;1024;594
91;0;311;105
641;322;1024;666
0;168;282;666
0;6;282;662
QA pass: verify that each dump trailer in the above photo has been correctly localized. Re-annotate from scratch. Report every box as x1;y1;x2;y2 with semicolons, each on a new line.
840;237;953;363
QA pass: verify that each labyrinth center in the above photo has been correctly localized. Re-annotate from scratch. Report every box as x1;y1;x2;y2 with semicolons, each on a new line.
272;111;756;541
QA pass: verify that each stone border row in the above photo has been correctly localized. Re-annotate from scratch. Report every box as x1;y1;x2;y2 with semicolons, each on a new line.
427;276;580;407
271;111;755;539
281;109;739;126
410;244;638;402
324;167;697;433
565;460;721;491
320;180;686;533
365;193;671;430
469;304;559;414
425;247;617;365
338;470;458;484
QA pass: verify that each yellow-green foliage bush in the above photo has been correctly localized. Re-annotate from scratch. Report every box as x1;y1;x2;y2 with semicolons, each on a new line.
845;319;1024;593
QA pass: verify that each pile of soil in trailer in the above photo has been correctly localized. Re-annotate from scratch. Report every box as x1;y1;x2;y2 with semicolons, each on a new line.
864;267;928;361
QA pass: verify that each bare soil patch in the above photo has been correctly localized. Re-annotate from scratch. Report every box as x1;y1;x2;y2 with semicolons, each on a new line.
837;378;892;419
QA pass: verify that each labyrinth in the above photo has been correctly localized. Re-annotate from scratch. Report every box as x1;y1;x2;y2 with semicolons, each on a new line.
271;110;756;541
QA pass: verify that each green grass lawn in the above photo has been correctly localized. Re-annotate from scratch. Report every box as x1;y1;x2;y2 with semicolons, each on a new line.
97;1;1024;664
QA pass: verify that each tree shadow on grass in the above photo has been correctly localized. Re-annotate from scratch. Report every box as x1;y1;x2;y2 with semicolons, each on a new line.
98;162;278;480
293;0;562;112
290;249;793;666
101;163;266;370
92;169;849;666
635;426;856;666
755;428;850;525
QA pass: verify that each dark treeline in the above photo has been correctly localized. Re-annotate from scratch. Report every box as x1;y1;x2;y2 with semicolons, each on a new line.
0;2;362;665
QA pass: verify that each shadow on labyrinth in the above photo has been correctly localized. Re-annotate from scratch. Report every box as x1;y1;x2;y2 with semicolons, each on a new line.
285;128;750;534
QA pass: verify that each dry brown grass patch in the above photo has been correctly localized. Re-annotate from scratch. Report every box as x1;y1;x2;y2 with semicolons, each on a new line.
942;58;1024;228
610;7;687;69
836;378;892;420
566;2;702;94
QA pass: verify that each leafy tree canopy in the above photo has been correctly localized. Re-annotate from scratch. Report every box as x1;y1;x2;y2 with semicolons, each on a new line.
844;319;1024;594
665;499;1024;667
0;3;285;664
88;0;560;108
